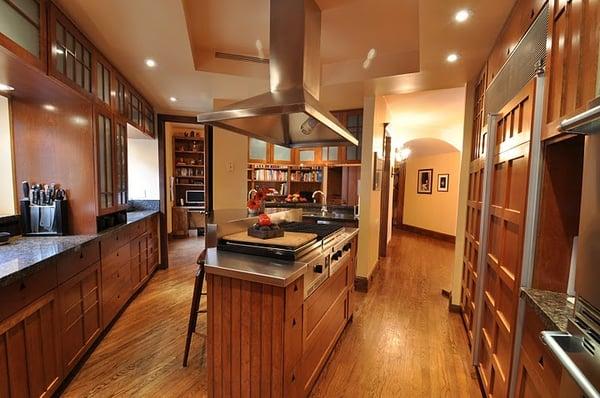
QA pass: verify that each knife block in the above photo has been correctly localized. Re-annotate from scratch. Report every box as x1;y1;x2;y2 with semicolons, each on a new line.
20;199;68;236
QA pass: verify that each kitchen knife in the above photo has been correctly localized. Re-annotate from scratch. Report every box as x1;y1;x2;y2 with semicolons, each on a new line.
22;181;30;200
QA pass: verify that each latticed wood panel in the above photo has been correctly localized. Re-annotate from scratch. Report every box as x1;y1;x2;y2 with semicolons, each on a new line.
478;80;535;398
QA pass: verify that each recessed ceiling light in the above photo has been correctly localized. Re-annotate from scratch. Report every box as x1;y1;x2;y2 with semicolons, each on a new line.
455;9;470;23
169;97;177;102
446;53;459;63
42;104;57;112
0;83;15;92
362;48;377;69
145;58;157;68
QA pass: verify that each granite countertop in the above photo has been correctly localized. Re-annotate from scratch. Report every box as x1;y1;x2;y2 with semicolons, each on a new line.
521;287;574;332
266;203;356;211
0;210;158;287
301;211;358;222
205;228;359;287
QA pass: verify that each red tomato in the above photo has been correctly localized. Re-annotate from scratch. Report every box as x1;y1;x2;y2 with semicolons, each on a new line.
258;214;272;226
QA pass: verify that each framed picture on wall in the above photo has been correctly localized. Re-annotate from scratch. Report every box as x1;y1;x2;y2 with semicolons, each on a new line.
417;169;433;194
438;174;449;192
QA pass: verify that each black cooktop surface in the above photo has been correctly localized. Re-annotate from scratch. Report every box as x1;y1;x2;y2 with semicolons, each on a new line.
279;222;343;241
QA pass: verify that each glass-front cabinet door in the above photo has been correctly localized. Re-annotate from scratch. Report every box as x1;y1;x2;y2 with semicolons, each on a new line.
272;144;293;164
344;109;363;163
94;55;112;109
296;147;321;165
248;138;268;163
0;0;46;69
322;146;340;164
114;118;128;208
96;111;114;213
50;5;93;96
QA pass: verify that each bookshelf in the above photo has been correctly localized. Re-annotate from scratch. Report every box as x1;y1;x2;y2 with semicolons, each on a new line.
247;163;324;199
173;131;205;207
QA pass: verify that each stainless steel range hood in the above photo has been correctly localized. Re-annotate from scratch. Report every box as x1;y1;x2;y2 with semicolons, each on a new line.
196;0;358;148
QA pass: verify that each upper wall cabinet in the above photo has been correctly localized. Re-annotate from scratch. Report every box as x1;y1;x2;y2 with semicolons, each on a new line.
0;0;47;70
248;138;269;163
487;0;547;82
332;109;363;163
49;4;93;97
542;0;600;140
94;52;112;111
142;100;155;138
113;72;129;118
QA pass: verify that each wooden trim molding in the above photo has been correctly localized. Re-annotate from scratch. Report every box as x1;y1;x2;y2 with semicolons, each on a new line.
399;224;456;243
354;258;382;293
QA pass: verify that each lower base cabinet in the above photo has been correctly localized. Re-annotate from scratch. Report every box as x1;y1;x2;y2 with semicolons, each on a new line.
207;236;358;398
57;262;102;373
0;213;160;397
514;307;562;398
0;291;62;398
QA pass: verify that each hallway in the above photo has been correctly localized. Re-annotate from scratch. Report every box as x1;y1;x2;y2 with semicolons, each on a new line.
61;231;479;397
310;230;481;397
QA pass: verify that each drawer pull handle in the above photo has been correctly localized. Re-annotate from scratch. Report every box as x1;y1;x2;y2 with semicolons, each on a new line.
291;374;296;382
538;355;544;368
292;318;297;327
19;282;26;291
294;284;298;292
80;252;84;259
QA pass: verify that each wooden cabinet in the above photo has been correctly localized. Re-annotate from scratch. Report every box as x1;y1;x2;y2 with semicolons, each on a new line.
130;226;158;292
542;0;600;140
113;73;129;118
206;235;358;398
332;109;363;163
0;290;62;398
296;147;321;165
248;137;269;163
95;109;115;215
477;80;536;398
142;101;155;138
114;117;128;208
321;146;342;164
0;0;47;70
514;307;562;397
94;52;112;110
49;4;93;97
271;144;294;164
101;239;131;327
57;262;102;373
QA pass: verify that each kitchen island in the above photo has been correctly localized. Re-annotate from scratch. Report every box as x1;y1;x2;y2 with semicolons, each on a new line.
204;209;358;397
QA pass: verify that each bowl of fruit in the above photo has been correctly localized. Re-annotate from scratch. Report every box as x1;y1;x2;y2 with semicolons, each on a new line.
248;214;284;239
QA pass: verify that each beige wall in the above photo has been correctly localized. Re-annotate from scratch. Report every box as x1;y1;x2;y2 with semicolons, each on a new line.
128;136;159;200
356;96;389;278
0;96;14;216
402;151;461;236
212;127;248;210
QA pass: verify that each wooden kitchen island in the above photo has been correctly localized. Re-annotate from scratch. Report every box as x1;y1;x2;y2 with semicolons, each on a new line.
205;226;358;397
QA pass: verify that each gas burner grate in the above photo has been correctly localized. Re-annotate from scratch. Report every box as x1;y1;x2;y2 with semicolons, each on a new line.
279;222;343;241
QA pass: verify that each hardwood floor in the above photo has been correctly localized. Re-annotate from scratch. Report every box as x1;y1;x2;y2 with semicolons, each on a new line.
61;235;209;398
60;230;480;397
310;230;481;398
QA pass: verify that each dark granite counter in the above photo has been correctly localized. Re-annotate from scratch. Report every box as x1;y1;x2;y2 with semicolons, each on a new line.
0;210;158;287
521;287;574;332
265;202;356;211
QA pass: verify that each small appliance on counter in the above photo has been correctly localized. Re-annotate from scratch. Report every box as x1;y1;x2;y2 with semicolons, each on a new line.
19;181;69;236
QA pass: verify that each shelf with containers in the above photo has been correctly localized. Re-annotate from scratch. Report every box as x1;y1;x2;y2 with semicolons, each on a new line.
173;131;206;207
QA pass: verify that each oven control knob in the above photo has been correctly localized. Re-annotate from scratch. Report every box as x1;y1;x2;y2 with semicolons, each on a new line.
314;264;323;273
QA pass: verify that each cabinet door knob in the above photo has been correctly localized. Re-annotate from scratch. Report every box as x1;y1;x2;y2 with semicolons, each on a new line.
294;284;298;292
292;318;297;327
19;282;26;291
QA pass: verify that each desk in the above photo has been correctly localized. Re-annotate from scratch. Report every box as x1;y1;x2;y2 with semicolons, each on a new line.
172;206;205;238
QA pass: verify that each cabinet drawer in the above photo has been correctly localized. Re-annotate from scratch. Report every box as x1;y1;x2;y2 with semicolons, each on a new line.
285;276;304;319
0;260;57;320
130;220;145;239
100;227;131;257
302;288;348;393
284;306;303;375
57;240;100;283
102;244;130;274
305;265;348;336
521;306;562;391
102;257;131;326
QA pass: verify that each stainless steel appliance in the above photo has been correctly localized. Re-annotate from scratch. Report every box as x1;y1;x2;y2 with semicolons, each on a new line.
185;190;205;206
540;105;600;398
217;221;355;298
195;0;358;148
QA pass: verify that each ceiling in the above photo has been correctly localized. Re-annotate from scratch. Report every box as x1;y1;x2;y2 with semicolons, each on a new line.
385;86;467;151
403;138;459;157
54;0;516;115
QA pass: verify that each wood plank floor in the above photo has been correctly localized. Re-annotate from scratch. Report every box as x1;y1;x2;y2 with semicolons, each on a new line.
310;230;482;397
60;230;481;397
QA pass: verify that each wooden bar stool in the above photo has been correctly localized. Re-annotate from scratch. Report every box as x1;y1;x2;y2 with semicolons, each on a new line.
182;249;207;367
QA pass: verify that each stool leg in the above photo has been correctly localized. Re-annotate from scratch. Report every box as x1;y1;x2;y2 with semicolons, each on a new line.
183;269;202;367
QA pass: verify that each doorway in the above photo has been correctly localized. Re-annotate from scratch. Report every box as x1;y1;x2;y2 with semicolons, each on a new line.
157;115;213;268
